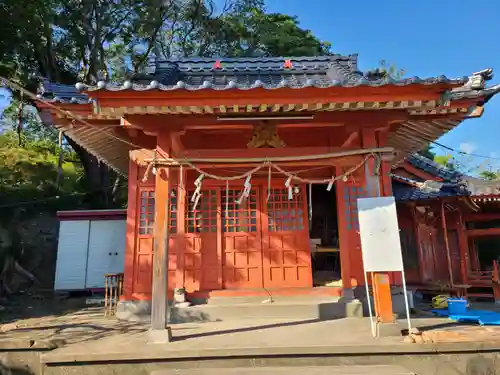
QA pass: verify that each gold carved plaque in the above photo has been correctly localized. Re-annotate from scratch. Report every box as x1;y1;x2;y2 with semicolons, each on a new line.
247;122;286;148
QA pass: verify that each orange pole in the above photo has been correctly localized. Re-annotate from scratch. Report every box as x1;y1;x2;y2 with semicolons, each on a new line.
371;273;394;323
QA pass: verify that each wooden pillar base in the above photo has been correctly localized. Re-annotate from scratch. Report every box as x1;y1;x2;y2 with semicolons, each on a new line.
148;327;172;344
372;272;394;323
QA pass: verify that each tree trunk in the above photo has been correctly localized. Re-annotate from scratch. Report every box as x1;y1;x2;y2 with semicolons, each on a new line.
65;136;118;208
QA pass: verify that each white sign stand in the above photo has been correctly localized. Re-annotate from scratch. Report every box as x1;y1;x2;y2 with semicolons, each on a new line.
357;196;412;338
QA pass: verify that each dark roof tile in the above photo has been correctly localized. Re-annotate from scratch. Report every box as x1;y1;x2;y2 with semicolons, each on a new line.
459;176;500;196
38;79;90;104
406;153;462;182
392;179;468;201
74;54;472;92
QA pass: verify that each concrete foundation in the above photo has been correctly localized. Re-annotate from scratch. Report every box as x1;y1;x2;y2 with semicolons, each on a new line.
148;327;172;344
117;296;346;323
41;341;500;375
150;365;414;375
345;299;363;318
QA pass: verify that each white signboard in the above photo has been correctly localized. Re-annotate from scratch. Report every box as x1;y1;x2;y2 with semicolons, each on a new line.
357;196;404;273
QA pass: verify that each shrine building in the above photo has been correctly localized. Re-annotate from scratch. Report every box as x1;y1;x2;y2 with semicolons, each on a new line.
35;55;500;322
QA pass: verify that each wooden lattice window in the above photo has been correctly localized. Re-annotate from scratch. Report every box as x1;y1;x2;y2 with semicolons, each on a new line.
138;189;177;235
169;189;177;234
343;185;365;231
186;190;217;233
139;190;155;235
267;188;304;232
222;189;258;232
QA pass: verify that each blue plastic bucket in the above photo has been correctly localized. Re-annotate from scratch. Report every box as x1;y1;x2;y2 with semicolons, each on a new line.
448;298;467;315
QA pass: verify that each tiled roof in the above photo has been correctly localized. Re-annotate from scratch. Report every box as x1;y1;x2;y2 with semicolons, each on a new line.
459;176;500;196
37;79;91;104
405;153;500;197
74;55;470;92
392;179;468;201
405;153;462;182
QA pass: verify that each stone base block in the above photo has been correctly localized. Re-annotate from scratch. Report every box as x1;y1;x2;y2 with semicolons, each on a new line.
345;299;364;318
148;327;172;344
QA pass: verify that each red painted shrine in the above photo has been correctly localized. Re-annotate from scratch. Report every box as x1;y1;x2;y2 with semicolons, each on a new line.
35;56;500;318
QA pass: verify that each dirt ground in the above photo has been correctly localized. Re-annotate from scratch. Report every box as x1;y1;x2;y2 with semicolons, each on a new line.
0;293;146;346
3;293;500;348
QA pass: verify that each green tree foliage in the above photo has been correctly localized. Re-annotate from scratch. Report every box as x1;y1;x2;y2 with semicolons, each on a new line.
0;101;87;211
378;60;405;80
0;0;331;205
478;170;499;181
418;144;436;160
0;0;333;293
433;154;458;171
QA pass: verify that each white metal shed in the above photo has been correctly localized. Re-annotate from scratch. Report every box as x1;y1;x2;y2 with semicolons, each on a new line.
54;209;127;291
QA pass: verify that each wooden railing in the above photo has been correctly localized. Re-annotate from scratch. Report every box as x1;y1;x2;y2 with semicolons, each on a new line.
468;270;494;286
466;261;500;299
104;273;124;317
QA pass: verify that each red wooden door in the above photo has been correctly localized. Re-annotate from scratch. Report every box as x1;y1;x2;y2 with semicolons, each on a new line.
183;189;220;292
447;230;462;283
133;188;177;295
261;186;312;288
222;188;263;289
418;224;435;283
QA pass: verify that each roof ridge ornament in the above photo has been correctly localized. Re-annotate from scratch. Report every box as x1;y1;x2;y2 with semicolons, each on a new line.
283;59;293;69
213;60;222;69
464;68;493;90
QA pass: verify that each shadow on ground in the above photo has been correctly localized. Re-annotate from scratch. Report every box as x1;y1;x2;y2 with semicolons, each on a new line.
0;363;35;375
175;318;324;341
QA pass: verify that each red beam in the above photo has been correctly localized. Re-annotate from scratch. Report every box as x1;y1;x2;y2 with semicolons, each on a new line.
464;213;500;222
467;228;500;237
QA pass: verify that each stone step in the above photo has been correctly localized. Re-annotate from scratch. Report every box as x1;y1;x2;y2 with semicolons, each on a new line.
205;294;341;306
169;300;348;323
150;365;415;375
117;297;362;323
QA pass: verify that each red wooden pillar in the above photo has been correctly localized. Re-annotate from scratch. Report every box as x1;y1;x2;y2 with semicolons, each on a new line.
149;132;173;342
122;159;139;300
441;202;455;286
173;133;187;290
175;169;186;289
457;211;469;284
336;173;352;294
470;240;480;271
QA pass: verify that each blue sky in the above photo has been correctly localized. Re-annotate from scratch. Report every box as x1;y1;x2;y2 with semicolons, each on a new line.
263;0;500;168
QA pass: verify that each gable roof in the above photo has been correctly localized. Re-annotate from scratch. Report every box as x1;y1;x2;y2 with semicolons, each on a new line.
395;154;500;201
